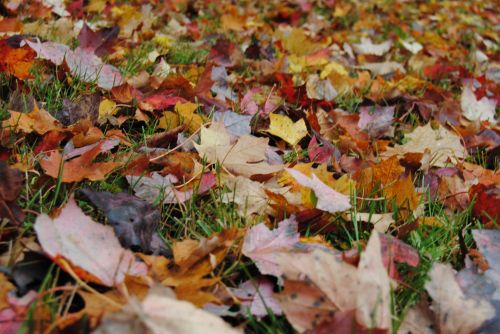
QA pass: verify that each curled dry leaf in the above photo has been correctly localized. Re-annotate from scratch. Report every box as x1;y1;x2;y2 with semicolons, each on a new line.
34;196;147;287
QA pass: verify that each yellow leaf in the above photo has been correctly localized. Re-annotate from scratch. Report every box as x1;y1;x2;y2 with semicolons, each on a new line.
267;113;308;146
98;99;117;121
86;0;106;12
320;61;348;79
175;102;205;133
158;111;180;130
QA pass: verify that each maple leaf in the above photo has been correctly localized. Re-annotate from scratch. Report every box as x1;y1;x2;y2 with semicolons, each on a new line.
383;123;466;167
34;196;147;287
221;175;290;216
357;105;395;138
0;39;35;79
305;74;337;101
78;189;166;254
195;124;283;177
3;103;62;135
230;278;282;318
461;85;497;124
424;263;495;334
273;231;392;333
127;172;215;205
25;39;123;90
286;168;351;213
161;229;242;306
93;287;241;334
40;140;120;182
352;37;392;56
242;217;301;277
267;113;308;146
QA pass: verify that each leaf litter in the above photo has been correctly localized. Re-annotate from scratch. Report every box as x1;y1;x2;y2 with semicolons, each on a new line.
0;0;498;333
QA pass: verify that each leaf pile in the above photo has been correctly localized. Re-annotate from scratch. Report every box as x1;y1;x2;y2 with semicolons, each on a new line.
0;0;498;333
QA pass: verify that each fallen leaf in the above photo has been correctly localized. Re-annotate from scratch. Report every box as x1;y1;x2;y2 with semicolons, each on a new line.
425;262;495;334
357;105;394;138
0;161;25;224
352;38;392;56
78;189;166;254
98;99;118;122
242;216;301;277
273;231;391;332
93;287;241;334
3;103;62;135
25;39;123;90
383;123;466;167
213;111;252;137
163;229;242;306
0;39;35;79
195;124;283;177
221;175;288;216
286;168;351;213
461;85;497;124
267;113;308;146
127;172;215;205
349;212;394;232
305;74;337;101
40;140;120;182
231;278;282;318
34;196;147;287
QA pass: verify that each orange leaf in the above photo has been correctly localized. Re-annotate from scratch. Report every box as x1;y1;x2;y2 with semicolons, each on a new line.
39;141;120;182
0;39;35;79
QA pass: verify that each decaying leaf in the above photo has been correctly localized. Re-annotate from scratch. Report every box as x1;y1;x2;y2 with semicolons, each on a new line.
0;161;25;224
78;189;166;254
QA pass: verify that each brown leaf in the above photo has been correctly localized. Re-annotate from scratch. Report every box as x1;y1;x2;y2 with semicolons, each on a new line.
0;161;25;224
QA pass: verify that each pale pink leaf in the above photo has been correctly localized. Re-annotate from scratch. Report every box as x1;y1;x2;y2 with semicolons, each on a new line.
34;196;147;287
286;168;351;213
242;217;300;277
